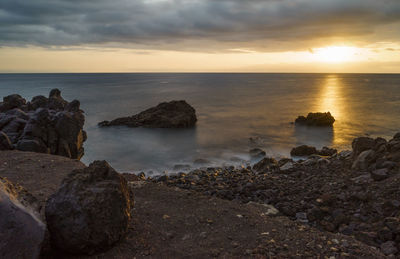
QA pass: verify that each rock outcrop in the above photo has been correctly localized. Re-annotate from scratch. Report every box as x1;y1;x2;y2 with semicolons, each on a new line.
99;100;197;128
290;145;318;156
0;177;45;259
45;161;134;255
295;112;335;126
290;145;337;157
0;89;86;159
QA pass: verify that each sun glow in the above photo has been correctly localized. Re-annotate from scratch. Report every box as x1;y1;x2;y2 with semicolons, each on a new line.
313;46;357;63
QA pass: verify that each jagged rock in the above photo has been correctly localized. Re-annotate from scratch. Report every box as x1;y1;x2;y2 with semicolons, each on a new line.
99;100;197;128
253;157;278;172
318;146;337;156
290;145;318;156
48;89;67;110
0;177;45;259
0;94;27;112
0;89;86;159
295;112;335;126
45;161;134;255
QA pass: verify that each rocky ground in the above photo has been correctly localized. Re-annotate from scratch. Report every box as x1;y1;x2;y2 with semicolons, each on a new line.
0;150;387;258
151;133;400;256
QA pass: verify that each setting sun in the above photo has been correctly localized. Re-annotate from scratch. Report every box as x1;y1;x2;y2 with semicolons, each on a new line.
313;46;357;63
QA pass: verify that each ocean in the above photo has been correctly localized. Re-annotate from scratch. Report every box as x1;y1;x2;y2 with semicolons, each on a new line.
0;73;399;175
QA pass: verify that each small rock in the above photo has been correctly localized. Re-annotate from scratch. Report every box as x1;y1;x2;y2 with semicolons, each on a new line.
380;241;398;255
290;145;317;157
370;168;389;181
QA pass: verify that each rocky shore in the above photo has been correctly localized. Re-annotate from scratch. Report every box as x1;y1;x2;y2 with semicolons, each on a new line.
151;132;400;256
0;151;386;258
0;88;397;258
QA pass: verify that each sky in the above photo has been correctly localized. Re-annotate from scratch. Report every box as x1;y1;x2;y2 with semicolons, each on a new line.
0;0;399;73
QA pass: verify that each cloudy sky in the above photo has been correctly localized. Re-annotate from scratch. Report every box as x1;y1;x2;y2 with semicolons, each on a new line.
1;0;399;72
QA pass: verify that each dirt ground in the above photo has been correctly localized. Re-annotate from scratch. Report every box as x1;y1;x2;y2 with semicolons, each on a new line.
0;151;385;258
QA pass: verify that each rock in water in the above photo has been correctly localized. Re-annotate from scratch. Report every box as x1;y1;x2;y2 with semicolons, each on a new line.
99;100;197;128
45;161;134;255
0;177;45;259
290;145;318;156
295;112;335;126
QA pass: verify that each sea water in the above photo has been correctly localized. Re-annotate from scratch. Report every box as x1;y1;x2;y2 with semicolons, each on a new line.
0;73;399;174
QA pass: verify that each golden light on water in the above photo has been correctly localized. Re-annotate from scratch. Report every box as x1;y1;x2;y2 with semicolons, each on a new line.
317;75;344;121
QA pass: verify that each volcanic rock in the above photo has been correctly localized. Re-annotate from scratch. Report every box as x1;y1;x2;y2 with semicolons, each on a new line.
290;145;318;156
45;161;134;255
0;177;45;259
295;112;335;126
0;89;86;159
98;100;197;128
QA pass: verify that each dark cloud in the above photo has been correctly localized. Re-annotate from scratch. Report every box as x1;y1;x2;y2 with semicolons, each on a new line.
0;0;399;51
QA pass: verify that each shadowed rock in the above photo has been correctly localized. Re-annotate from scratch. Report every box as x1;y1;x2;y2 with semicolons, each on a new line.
0;89;86;159
99;100;197;128
290;145;318;156
45;161;134;255
0;177;45;259
295;112;335;126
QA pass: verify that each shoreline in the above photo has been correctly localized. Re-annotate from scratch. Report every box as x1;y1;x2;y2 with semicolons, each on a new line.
1;131;399;257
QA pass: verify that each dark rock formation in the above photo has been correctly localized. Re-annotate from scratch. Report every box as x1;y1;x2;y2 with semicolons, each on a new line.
318;146;337;156
0;177;45;259
352;137;375;158
290;145;337;157
0;89;86;159
253;157;279;172
45;161;134;255
295;112;335;126
290;145;318;156
99;100;197;128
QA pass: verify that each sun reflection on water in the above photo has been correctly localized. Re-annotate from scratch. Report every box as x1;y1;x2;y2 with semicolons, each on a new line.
316;75;348;146
317;75;344;121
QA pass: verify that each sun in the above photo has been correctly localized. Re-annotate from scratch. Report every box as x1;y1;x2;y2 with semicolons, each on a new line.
313;46;357;63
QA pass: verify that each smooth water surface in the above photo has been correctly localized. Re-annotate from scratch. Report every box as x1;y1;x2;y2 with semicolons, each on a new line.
0;73;399;174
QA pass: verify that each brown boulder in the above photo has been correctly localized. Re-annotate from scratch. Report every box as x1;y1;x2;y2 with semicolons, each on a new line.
45;161;134;255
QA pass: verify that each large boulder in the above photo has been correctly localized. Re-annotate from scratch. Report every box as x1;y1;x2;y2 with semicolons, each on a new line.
352;137;375;158
0;177;45;259
0;89;86;159
99;100;197;128
45;161;134;255
290;145;318;156
295;112;335;126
